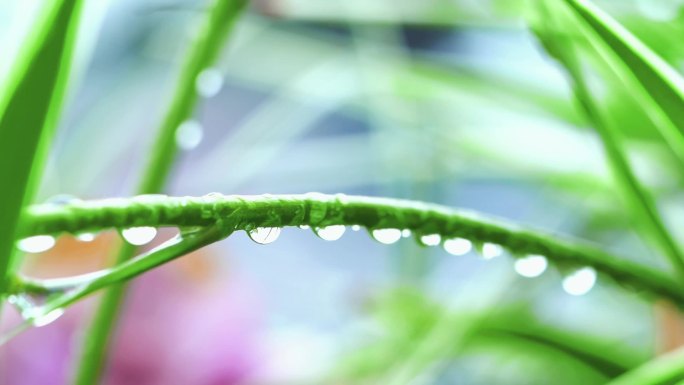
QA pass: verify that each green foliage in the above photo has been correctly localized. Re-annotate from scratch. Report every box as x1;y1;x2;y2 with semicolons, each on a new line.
0;0;83;295
4;0;684;383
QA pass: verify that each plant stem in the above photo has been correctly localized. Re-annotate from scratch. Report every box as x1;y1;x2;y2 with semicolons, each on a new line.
71;1;246;384
19;193;684;305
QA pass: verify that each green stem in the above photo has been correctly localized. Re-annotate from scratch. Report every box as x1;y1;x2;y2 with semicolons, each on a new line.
72;1;246;384
18;193;684;305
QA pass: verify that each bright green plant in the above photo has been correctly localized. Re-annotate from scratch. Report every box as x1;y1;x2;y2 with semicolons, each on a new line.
4;0;684;383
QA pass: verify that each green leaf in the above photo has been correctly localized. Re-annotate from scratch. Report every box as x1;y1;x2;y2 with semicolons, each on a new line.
529;0;684;278
0;0;84;294
560;0;684;163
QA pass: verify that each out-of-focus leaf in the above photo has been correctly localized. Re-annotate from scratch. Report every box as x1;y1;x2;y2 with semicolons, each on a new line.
0;0;83;293
561;0;684;166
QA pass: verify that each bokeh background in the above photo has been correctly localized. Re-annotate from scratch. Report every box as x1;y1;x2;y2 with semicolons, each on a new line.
2;0;684;384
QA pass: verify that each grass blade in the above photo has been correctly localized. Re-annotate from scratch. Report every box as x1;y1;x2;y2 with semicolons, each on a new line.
0;0;84;294
529;0;684;278
72;1;247;384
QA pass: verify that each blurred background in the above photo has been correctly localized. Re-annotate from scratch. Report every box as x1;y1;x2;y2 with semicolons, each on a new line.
2;0;684;384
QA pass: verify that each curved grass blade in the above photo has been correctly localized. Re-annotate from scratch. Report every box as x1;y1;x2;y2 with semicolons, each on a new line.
560;0;684;166
529;0;684;279
0;0;84;294
72;1;247;384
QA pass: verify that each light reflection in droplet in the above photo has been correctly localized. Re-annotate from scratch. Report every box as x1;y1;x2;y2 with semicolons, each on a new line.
76;233;95;242
17;235;56;253
514;255;548;278
121;227;157;246
315;225;346;241
248;227;281;245
351;225;361;231
443;238;472;256
372;229;402;245
175;120;203;151
562;267;597;296
195;67;224;97
401;229;411;238
32;308;65;327
481;243;503;260
420;234;441;246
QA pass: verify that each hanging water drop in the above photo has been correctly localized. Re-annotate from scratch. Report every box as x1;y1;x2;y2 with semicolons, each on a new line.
175;120;203;151
32;308;65;327
76;232;95;242
248;227;281;244
401;229;412;238
514;255;548;278
314;225;346;241
372;229;402;245
420;234;441;246
351;225;361;231
195;67;224;97
562;267;597;296
121;227;157;246
443;238;472;256
481;243;503;260
17;235;55;253
299;225;310;230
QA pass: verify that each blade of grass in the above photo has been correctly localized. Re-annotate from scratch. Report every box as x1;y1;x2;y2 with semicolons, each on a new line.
529;0;684;279
71;1;247;384
560;0;684;165
0;0;84;295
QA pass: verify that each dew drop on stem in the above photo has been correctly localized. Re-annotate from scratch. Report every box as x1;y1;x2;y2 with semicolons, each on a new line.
121;227;157;246
562;267;597;296
314;225;346;241
195;67;224;98
514;255;548;278
420;234;441;246
481;242;503;260
372;229;402;245
443;238;472;256
17;235;55;253
31;308;65;327
76;232;96;242
351;225;361;231
248;227;281;244
175;120;203;151
401;229;412;238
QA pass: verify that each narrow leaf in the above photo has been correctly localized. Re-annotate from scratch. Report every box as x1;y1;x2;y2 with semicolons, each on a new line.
0;0;84;293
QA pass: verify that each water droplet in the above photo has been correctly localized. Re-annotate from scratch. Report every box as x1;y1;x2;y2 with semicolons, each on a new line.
314;225;346;241
32;308;65;327
443;238;472;256
175;120;203;151
299;225;310;230
481;243;503;260
420;234;441;246
7;294;35;317
248;227;281;245
514;255;548;278
351;225;361;231
76;232;95;242
121;227;157;246
372;229;402;245
195;68;224;97
401;229;412;238
562;267;597;296
17;235;55;253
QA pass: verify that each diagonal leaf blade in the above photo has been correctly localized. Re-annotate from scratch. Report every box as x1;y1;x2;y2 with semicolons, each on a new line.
0;0;84;294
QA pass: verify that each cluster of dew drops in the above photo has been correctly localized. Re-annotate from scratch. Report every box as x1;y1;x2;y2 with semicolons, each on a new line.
245;225;597;297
